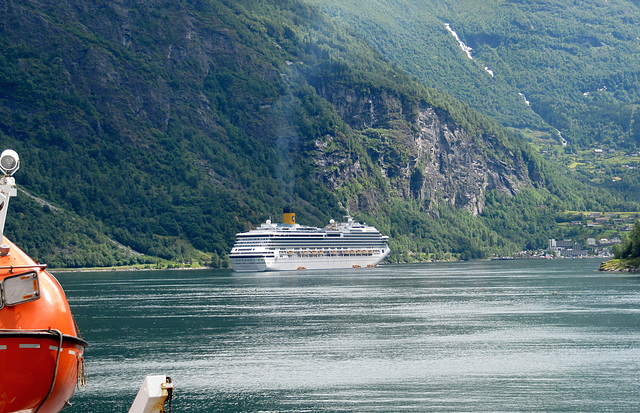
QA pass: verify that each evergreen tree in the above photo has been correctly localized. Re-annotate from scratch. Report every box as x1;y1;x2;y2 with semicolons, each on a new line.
614;221;640;260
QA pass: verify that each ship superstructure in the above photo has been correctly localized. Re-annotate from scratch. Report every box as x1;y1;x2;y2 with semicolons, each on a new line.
230;208;390;272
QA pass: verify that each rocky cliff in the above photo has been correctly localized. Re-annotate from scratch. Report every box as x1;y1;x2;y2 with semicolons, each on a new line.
310;83;537;216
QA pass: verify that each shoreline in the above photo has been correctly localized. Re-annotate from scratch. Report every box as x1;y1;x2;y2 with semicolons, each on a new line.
49;256;609;273
50;266;217;273
598;258;640;273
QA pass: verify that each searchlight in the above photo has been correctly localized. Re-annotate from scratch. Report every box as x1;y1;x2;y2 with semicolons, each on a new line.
0;150;19;176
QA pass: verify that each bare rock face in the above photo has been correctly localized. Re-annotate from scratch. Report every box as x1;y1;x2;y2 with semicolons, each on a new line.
406;105;529;215
312;86;534;215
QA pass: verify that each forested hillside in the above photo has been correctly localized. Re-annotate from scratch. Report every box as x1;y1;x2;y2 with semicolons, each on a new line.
309;0;640;150
0;0;634;267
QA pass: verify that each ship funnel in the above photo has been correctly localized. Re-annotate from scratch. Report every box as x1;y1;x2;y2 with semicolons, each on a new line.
283;207;295;225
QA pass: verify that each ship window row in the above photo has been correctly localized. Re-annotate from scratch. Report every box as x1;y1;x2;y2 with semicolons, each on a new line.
264;245;386;251
237;232;381;239
235;238;385;243
266;242;386;248
236;240;386;246
235;243;387;248
236;235;383;242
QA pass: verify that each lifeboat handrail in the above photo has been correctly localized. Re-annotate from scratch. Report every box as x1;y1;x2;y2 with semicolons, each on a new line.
34;329;64;413
0;328;88;346
0;263;47;273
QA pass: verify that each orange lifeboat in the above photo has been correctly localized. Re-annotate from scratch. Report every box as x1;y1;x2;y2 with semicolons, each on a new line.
0;149;87;413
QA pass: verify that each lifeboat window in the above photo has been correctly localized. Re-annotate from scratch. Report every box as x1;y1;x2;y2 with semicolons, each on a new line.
2;271;40;306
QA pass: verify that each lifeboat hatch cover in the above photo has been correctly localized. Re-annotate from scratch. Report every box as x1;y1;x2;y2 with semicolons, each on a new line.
2;271;40;307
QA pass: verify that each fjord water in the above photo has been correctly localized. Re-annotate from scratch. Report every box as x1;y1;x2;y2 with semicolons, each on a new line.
56;259;640;412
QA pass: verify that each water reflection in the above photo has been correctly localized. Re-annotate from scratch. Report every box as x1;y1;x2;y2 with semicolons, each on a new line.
56;259;640;412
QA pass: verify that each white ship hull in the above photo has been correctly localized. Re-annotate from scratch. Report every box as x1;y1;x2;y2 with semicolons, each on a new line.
231;249;390;272
230;210;391;273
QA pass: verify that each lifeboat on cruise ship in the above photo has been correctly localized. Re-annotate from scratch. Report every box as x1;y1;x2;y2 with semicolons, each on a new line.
0;149;87;413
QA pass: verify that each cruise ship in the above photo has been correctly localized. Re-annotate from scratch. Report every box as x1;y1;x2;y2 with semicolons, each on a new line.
230;208;390;272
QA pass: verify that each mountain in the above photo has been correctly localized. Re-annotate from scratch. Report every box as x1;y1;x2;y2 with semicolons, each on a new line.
0;0;632;267
308;0;640;151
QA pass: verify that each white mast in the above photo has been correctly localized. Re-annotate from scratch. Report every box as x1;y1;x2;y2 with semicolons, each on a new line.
0;149;20;243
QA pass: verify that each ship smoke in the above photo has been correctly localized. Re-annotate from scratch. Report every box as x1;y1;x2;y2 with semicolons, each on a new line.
274;93;299;204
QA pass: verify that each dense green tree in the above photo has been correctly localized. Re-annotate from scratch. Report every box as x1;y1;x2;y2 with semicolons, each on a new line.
614;221;640;259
